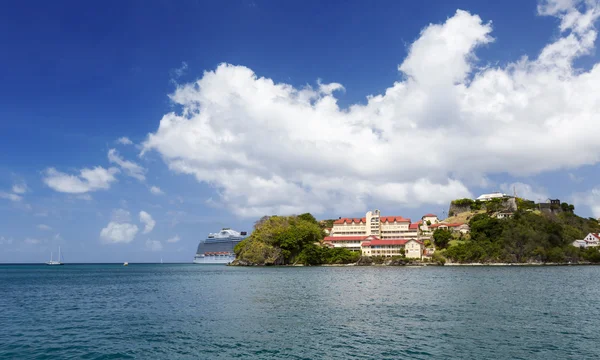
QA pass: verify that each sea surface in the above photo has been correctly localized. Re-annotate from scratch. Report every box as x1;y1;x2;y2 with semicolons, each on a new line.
1;264;599;359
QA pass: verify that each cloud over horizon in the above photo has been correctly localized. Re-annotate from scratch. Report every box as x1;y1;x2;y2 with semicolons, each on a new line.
142;0;600;217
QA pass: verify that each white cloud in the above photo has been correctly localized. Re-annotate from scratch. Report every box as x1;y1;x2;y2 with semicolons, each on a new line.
139;211;155;234
0;236;13;245
111;208;132;222
142;3;600;217
167;235;180;243
145;239;163;252
573;186;600;218
24;238;40;245
37;224;52;231
117;137;134;145
43;166;119;194
12;183;28;194
569;173;583;183
100;222;139;244
0;192;22;202
500;182;549;202
108;149;146;181
76;194;93;201
172;61;188;78
150;186;164;195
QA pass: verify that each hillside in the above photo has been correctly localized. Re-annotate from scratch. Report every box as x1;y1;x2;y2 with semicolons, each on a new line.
437;206;600;264
232;213;359;266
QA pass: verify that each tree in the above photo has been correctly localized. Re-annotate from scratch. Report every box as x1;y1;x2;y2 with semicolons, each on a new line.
433;229;452;249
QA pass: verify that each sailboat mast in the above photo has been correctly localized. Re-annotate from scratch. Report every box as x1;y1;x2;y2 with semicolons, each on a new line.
50;251;53;262
58;246;61;262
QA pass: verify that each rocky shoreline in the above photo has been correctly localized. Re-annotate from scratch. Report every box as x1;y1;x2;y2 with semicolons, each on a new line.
230;259;597;267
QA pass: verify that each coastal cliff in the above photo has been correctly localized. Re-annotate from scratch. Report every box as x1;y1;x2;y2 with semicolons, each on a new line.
231;213;359;266
436;200;600;264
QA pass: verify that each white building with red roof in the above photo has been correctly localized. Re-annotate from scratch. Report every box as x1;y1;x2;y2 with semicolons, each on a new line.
430;222;470;234
583;233;600;247
322;235;424;259
330;209;418;239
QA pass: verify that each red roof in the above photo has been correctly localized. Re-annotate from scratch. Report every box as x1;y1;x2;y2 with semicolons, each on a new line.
430;223;465;228
333;217;366;224
590;233;600;240
423;213;437;217
380;216;410;223
363;239;422;246
409;223;419;229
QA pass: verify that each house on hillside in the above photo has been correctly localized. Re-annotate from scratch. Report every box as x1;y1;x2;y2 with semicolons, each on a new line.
476;192;509;201
430;223;470;234
496;212;514;219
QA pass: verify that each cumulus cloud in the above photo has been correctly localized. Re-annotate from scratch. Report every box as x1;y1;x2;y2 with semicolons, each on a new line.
150;186;164;195
573;186;600;218
142;2;600;217
117;137;134;145
37;224;52;231
500;182;549;202
145;239;163;252
167;235;180;243
43;166;119;194
139;211;155;234
0;192;22;202
108;149;146;181
100;222;139;244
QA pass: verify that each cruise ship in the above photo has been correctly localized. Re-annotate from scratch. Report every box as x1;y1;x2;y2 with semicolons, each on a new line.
193;228;247;264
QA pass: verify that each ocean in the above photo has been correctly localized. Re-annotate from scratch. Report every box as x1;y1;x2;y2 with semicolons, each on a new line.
1;264;599;359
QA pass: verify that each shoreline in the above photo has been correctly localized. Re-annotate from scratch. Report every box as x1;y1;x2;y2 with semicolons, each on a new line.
231;261;598;267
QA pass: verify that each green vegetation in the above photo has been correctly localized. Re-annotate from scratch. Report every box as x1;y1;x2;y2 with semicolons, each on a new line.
451;198;474;207
516;198;537;211
441;211;600;264
234;213;359;265
319;218;336;229
433;229;453;249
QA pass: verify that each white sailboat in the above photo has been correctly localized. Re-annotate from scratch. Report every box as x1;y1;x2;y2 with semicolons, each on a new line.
46;246;64;266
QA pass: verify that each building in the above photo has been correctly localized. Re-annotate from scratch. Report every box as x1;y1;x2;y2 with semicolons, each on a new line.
476;192;509;201
572;240;588;248
322;236;364;251
583;233;600;247
571;234;600;248
359;237;424;259
496;212;514;219
330;209;417;240
430;223;470;234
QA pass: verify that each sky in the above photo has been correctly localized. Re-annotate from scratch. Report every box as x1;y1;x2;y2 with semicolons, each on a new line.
1;0;600;263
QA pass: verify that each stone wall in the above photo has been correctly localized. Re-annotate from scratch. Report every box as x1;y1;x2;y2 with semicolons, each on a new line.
448;197;518;217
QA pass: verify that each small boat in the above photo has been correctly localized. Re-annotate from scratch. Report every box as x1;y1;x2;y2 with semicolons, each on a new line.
123;262;129;266
46;246;64;266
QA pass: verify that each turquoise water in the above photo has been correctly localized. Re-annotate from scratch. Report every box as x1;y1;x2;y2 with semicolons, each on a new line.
1;264;599;359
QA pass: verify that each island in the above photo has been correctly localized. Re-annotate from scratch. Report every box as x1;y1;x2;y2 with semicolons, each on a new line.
231;194;600;266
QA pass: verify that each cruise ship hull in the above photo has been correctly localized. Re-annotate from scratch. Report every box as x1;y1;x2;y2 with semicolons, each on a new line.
193;254;235;264
193;228;247;265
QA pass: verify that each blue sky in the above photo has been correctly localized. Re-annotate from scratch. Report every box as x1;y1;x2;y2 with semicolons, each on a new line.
1;0;600;263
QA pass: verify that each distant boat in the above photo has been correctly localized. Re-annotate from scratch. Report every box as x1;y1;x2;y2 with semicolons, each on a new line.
123;262;128;266
46;246;64;266
160;257;163;264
